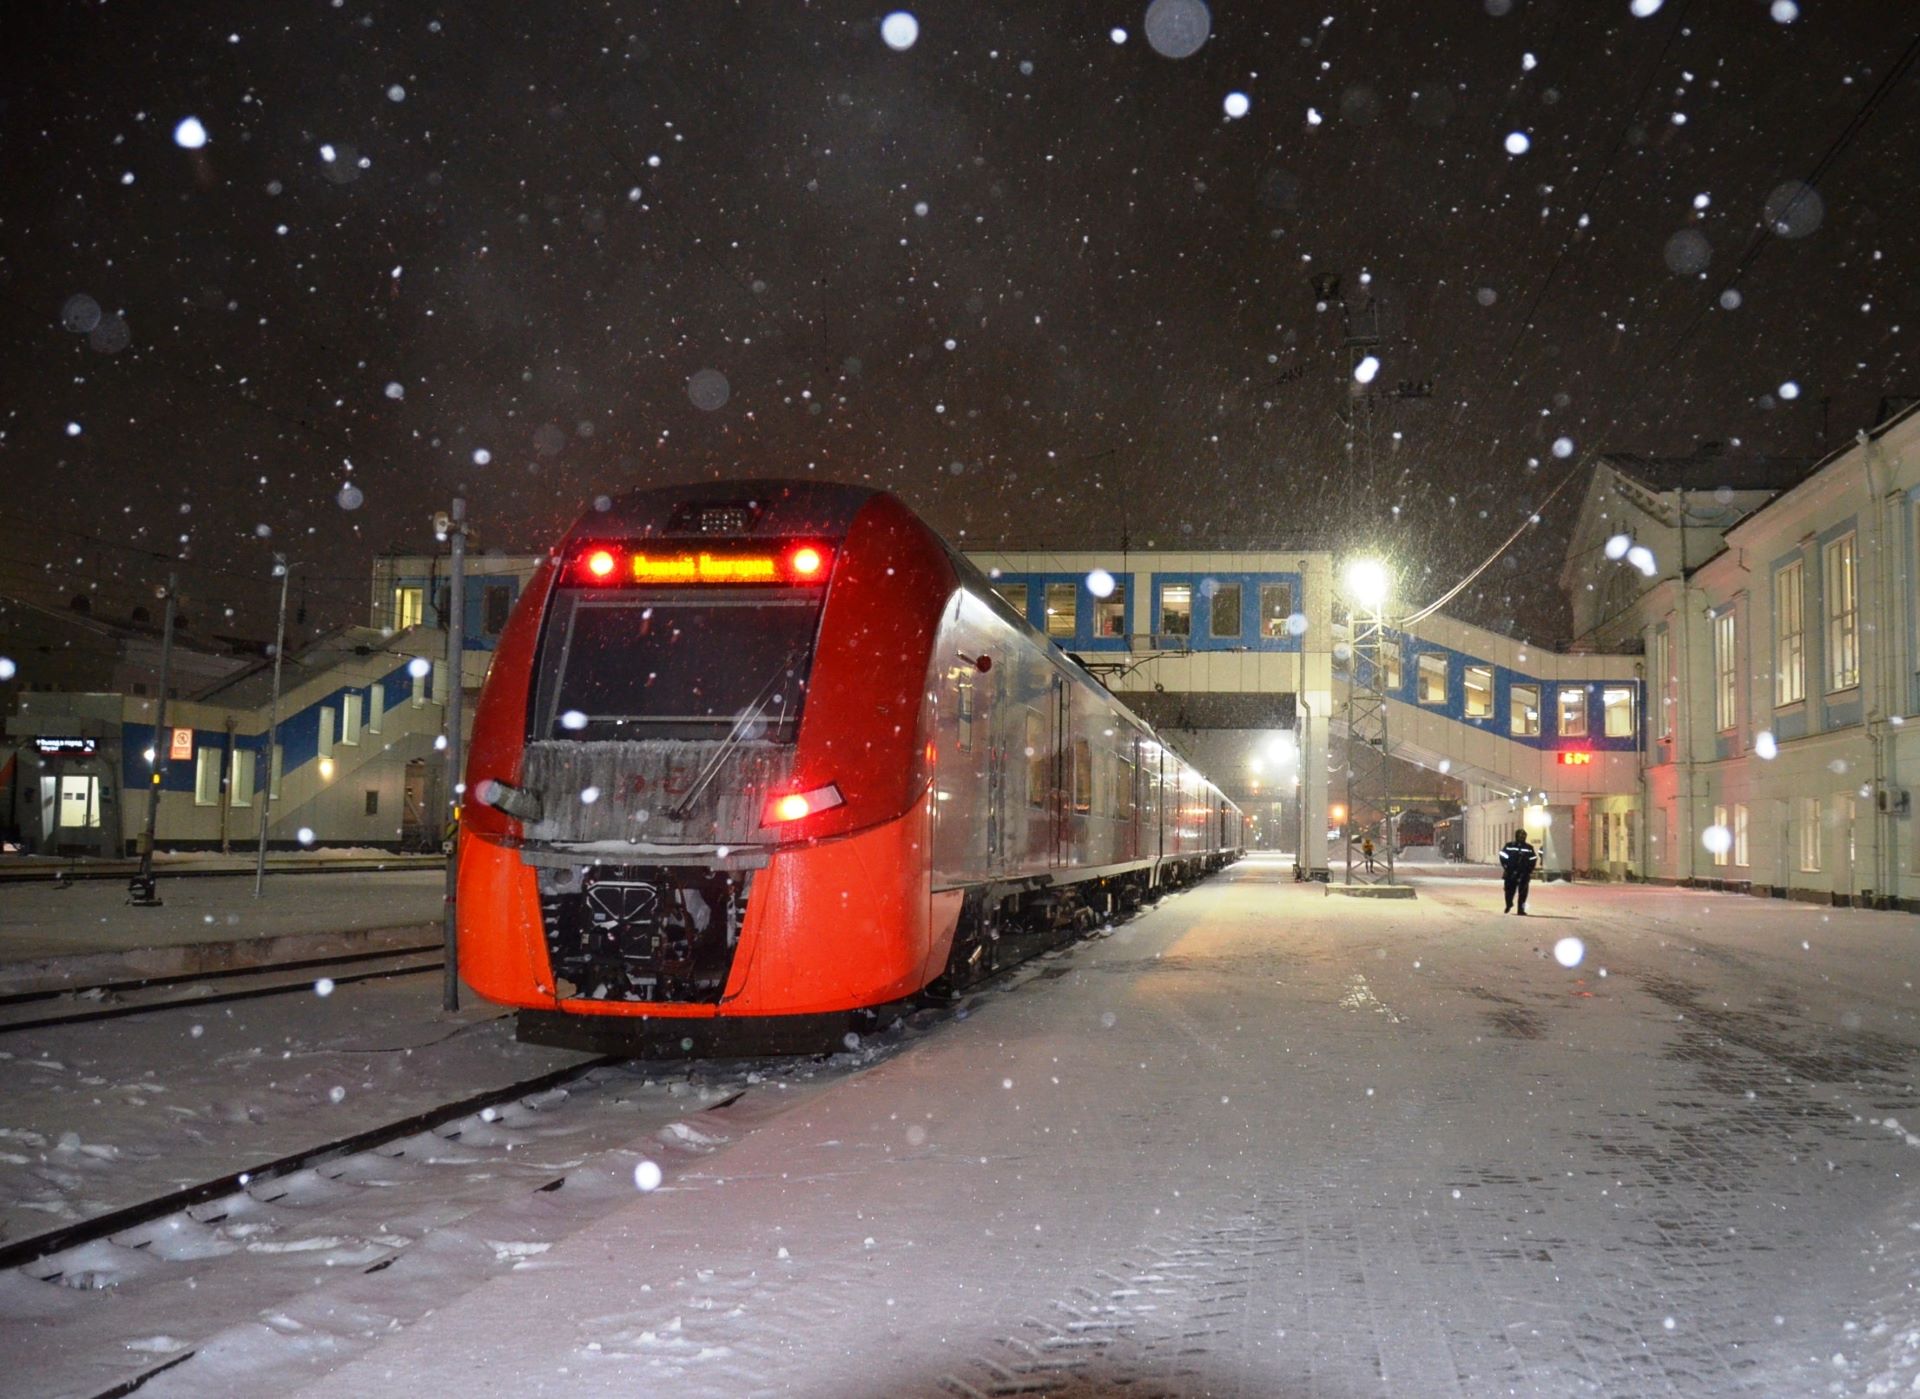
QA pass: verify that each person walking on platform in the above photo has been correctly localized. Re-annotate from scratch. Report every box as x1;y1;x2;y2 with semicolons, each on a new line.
1361;834;1376;873
1500;828;1537;914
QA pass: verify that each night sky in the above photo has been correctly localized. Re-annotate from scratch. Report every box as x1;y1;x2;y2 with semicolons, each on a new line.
3;0;1915;649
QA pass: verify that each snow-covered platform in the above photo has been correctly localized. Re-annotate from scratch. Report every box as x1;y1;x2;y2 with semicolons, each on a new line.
233;852;1920;1398
0;869;445;995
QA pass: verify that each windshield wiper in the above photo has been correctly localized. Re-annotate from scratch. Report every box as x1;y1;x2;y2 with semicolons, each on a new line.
666;646;800;821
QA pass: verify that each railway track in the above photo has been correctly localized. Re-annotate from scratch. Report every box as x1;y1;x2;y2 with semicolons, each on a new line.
0;943;446;1034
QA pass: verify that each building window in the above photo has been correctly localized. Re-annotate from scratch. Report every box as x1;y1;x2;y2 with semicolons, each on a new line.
1510;682;1541;736
1209;583;1243;639
1160;584;1192;638
317;705;335;758
1713;610;1737;732
1045;582;1077;638
1260;583;1294;638
365;789;380;816
1799;796;1822;872
1094;584;1127;638
1558;686;1588;737
195;746;223;807
994;582;1029;619
484;585;512;636
394;586;424;631
1734;802;1749;866
368;682;384;734
1652;628;1672;739
1774;559;1805;706
1380;640;1402;691
1417;653;1447;705
1602;686;1636;738
270;744;283;800
1823;532;1858;692
230;748;255;809
1464;665;1493;718
342;693;362;746
1712;804;1730;867
410;665;427;708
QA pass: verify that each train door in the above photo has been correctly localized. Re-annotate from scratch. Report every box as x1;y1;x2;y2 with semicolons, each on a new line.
1050;677;1070;868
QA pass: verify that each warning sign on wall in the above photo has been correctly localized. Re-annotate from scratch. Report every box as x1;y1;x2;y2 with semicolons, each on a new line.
169;727;194;761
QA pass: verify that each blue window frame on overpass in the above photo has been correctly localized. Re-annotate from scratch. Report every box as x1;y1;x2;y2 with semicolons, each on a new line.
1150;573;1303;652
987;573;1132;653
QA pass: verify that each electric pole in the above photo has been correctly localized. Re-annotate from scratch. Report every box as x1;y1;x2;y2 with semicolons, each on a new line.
129;573;179;906
440;498;468;1012
253;556;295;898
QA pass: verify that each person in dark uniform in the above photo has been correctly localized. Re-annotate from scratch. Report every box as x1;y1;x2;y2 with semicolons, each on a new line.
1499;828;1537;914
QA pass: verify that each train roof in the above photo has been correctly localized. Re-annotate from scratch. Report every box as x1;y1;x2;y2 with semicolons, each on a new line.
567;479;880;544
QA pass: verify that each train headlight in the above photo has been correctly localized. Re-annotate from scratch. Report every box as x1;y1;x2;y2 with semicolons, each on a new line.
761;783;845;827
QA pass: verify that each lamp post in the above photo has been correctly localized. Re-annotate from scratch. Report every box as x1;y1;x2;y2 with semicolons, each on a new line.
1342;557;1395;886
253;557;302;897
129;574;180;906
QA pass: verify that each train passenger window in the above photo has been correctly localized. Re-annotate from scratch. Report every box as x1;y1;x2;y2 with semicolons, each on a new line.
1045;582;1076;638
995;582;1028;620
1464;665;1493;718
1417;653;1447;705
1026;710;1047;807
1260;583;1293;637
1094;583;1126;638
1160;584;1191;637
1073;738;1092;813
956;678;974;753
1510;682;1541;736
541;596;822;740
1209;583;1242;639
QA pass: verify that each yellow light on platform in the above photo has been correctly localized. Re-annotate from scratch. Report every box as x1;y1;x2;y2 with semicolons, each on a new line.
318;756;336;781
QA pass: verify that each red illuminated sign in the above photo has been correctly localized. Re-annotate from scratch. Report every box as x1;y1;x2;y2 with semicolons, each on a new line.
1557;751;1593;766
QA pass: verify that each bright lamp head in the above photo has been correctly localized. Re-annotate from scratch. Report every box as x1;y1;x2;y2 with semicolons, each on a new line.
1345;558;1390;611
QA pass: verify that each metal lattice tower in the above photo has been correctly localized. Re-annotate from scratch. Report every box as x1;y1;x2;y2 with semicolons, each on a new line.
1344;608;1395;886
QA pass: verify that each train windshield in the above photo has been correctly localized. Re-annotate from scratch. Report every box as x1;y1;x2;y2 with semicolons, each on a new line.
536;593;822;741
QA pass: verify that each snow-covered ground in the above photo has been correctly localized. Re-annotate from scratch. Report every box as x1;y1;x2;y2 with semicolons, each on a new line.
0;870;444;968
9;853;1920;1396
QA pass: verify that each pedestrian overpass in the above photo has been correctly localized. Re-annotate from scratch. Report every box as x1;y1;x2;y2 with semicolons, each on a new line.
964;548;1643;881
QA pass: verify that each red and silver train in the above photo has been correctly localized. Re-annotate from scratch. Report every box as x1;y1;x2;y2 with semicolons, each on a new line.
458;481;1243;1051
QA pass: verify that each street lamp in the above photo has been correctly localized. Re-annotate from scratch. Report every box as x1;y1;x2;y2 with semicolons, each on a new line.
253;556;305;897
1341;555;1395;887
1344;557;1390;612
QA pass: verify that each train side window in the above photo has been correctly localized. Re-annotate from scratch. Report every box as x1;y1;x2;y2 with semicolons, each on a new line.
956;678;974;753
1209;583;1243;639
1073;738;1092;814
1026;710;1046;808
1045;582;1077;638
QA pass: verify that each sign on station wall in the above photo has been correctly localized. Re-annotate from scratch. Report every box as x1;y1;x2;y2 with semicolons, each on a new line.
169;727;194;761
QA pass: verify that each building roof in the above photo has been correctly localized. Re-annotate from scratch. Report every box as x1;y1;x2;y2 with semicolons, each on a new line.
1598;448;1812;496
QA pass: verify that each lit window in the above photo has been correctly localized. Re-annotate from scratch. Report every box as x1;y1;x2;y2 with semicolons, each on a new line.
1378;640;1402;691
1558;686;1587;737
342;693;362;746
1260;583;1294;638
229;749;255;809
1510;683;1540;736
1464;665;1493;718
1652;628;1673;739
1209;583;1243;639
1713;610;1738;732
368;683;384;734
1417;653;1447;706
1734;802;1749;866
1094;584;1127;638
317;705;335;758
995;583;1029;619
1045;582;1077;638
410;666;427;708
1799;795;1822;872
1160;584;1192;638
394;586;424;631
194;746;223;807
1712;804;1729;867
1823;532;1858;692
1602;686;1636;738
1774;559;1804;706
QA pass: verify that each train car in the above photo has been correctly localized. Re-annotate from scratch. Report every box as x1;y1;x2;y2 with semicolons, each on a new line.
458;481;1242;1052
